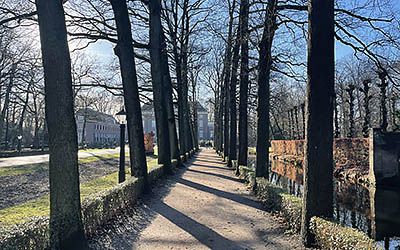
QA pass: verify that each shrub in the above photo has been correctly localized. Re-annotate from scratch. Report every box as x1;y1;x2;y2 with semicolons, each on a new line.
310;217;377;250
0;165;165;250
250;176;376;248
82;176;145;236
0;218;49;250
255;177;302;232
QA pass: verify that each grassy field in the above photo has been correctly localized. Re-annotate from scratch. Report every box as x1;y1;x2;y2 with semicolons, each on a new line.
0;163;48;177
0;153;123;177
0;157;159;227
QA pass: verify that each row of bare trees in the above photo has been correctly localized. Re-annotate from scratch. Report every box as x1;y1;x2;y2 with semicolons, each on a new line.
210;0;400;246
0;24;122;151
0;0;214;248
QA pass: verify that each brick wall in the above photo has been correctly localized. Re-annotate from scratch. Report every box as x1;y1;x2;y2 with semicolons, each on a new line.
270;138;369;184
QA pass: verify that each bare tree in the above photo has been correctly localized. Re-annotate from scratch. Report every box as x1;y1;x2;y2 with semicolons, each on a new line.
237;0;250;171
109;0;149;189
35;0;87;247
148;0;172;173
301;0;334;246
255;0;277;181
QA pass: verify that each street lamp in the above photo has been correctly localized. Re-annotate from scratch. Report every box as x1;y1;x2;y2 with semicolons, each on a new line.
17;135;22;155
116;108;127;183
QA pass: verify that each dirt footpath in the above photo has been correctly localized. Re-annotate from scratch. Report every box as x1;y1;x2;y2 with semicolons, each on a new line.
91;148;305;250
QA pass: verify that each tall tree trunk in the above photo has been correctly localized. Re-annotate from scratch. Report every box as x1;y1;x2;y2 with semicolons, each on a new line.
222;0;236;159
18;83;31;138
32;94;41;149
149;0;172;174
346;84;355;137
378;70;388;132
167;15;186;156
181;0;193;153
301;102;306;139
391;96;398;131
301;0;335;246
334;94;340;138
237;0;250;170
160;33;181;165
0;66;14;145
214;80;221;151
255;0;277;180
4;105;9;149
228;30;240;168
361;80;371;137
155;1;180;158
294;105;300;139
217;82;224;152
35;0;87;248
181;56;192;152
109;0;148;189
287;110;292;139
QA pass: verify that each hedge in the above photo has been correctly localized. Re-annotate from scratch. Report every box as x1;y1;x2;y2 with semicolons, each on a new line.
0;164;165;250
238;166;377;249
254;177;302;233
310;217;378;250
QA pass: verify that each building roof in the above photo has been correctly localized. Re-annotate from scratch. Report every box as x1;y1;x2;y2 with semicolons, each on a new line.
76;108;118;124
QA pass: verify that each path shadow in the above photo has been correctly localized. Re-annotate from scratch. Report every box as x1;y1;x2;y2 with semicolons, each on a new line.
88;150;265;249
150;201;245;249
191;163;232;171
186;168;243;183
193;157;223;165
88;154;198;249
176;178;263;211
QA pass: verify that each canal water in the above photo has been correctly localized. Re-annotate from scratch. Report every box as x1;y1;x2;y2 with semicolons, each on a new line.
248;158;400;249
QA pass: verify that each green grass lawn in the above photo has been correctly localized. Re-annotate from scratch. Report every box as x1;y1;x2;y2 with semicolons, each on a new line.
0;153;123;177
0;157;159;227
0;163;48;177
78;153;121;164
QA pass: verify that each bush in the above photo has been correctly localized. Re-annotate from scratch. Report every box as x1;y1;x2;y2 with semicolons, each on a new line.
255;177;302;232
0;165;165;250
250;176;376;248
0;218;49;250
82;176;145;236
310;217;377;250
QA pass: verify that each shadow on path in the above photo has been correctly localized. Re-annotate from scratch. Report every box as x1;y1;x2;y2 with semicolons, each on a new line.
192;157;224;165
191;162;233;171
186;168;243;183
150;201;245;249
176;178;263;211
89;149;305;250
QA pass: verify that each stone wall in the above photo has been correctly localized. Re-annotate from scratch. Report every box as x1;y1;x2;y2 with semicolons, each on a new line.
270;138;369;184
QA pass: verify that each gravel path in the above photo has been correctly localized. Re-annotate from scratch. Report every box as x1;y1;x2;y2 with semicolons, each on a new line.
89;148;305;250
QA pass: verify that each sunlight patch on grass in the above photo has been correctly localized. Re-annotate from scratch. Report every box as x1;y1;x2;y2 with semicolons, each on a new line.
0;196;49;226
0;163;47;177
0;153;121;178
0;156;158;227
78;153;120;164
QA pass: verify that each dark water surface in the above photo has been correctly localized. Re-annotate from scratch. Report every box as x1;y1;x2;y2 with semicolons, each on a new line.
248;156;400;249
269;174;400;249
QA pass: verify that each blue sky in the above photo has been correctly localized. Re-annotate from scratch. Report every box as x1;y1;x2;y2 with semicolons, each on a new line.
86;37;357;65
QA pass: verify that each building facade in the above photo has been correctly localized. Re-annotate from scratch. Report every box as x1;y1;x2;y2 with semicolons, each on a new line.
76;108;120;147
141;102;212;141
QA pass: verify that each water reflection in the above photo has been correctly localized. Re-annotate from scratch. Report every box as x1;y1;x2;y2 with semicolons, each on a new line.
268;171;400;249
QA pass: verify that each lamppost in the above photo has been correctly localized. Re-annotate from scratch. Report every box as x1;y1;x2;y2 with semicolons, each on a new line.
17;135;22;155
116;108;127;183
